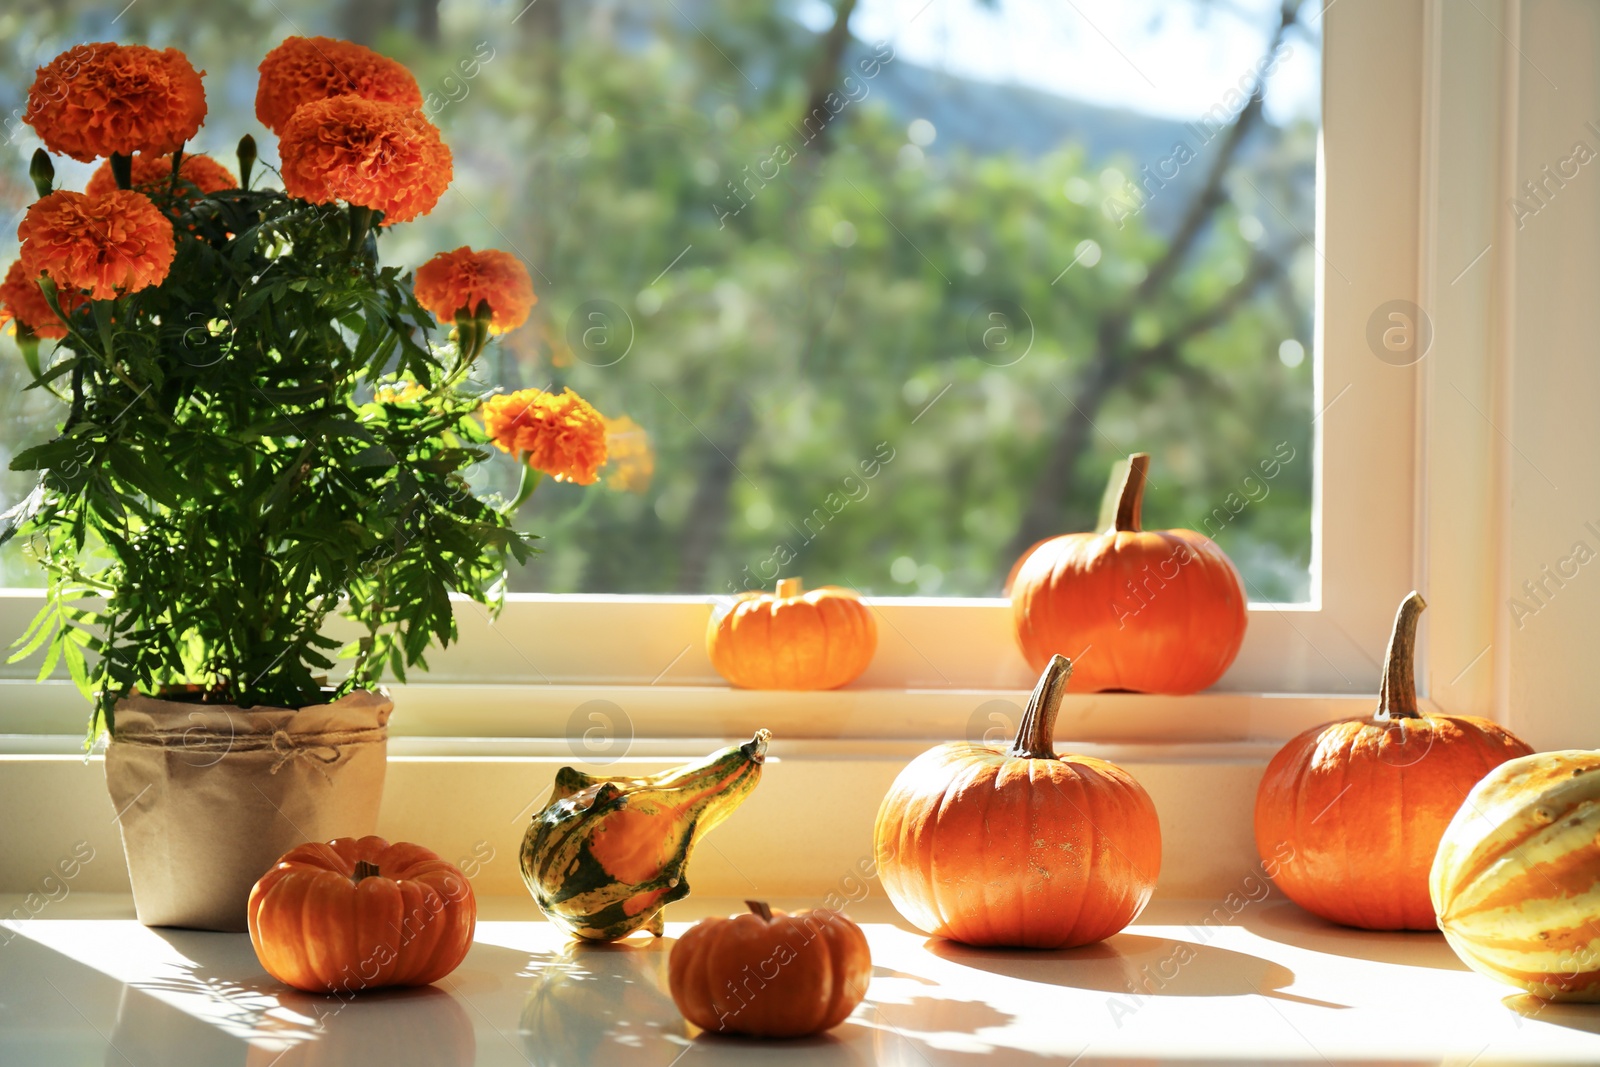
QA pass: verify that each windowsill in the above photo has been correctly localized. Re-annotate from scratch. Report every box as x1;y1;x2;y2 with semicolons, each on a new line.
1;677;1375;742
3;894;1595;1065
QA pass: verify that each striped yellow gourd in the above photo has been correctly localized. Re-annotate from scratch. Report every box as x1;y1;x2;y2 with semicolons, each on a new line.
1430;749;1600;1001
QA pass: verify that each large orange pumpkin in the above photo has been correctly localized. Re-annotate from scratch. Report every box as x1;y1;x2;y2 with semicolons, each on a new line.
1431;749;1600;1001
707;577;877;690
1010;452;1247;693
248;836;476;993
1254;592;1534;930
668;900;871;1037
874;654;1161;948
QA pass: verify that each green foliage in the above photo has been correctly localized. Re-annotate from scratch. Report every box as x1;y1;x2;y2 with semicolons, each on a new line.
2;158;535;735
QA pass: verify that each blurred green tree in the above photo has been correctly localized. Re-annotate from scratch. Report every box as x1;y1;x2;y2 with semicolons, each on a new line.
0;0;1316;600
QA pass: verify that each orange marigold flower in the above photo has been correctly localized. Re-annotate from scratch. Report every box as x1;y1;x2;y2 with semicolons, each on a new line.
256;36;423;136
18;190;176;300
0;260;85;340
85;151;236;199
414;247;536;335
278;97;452;224
482;388;608;486
24;43;206;163
602;414;654;494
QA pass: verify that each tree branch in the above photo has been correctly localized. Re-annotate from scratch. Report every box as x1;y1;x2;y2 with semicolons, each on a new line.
1132;0;1302;306
1128;244;1292;377
796;0;860;156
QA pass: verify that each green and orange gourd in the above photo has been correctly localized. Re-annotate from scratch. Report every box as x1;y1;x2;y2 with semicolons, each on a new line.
520;730;771;941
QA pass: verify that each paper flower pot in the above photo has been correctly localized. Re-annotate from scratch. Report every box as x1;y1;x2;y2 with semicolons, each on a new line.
104;688;392;931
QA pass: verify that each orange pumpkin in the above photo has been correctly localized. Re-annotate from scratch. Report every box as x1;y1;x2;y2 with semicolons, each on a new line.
874;654;1161;948
668;900;871;1037
1255;592;1534;930
1010;452;1247;693
707;577;877;690
248;836;476;993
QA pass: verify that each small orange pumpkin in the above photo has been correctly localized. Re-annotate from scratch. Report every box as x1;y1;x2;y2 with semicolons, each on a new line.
668;900;871;1037
248;836;476;993
1010;452;1247;693
1255;592;1535;930
707;577;877;690
874;654;1162;948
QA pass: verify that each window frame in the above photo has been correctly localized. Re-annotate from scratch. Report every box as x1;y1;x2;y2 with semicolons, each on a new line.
3;0;1491;743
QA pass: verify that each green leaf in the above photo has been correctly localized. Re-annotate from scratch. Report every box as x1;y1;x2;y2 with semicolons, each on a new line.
8;601;57;664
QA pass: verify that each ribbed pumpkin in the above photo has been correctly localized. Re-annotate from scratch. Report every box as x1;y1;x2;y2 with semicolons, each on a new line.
874;654;1161;948
1431;750;1600;1001
1255;592;1534;930
248;836;476;993
1010;452;1247;693
707;578;877;690
521;731;770;941
669;900;872;1037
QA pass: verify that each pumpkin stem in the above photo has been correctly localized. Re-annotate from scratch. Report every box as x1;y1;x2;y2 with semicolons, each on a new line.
745;900;774;921
741;728;772;764
352;860;381;884
1009;654;1072;759
775;577;803;599
1096;453;1150;534
1376;591;1425;721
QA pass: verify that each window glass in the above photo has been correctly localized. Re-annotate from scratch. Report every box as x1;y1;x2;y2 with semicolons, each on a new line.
0;0;1319;600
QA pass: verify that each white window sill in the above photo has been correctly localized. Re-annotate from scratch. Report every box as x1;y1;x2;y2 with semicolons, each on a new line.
2;894;1593;1065
2;678;1375;743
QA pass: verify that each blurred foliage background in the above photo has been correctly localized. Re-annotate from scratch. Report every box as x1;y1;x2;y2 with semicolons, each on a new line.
0;0;1318;600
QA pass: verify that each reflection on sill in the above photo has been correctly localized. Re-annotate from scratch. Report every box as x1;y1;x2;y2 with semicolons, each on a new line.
4;897;1599;1066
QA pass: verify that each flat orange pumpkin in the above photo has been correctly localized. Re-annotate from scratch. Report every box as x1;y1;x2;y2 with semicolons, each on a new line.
668;900;871;1037
1010;452;1247;694
707;577;877;690
248;835;476;993
1255;593;1534;930
874;654;1161;948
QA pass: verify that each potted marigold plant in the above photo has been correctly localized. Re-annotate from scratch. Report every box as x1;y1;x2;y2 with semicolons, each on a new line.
0;38;612;930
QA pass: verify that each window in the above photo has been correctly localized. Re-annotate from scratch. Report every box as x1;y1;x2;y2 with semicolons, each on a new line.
0;0;1425;709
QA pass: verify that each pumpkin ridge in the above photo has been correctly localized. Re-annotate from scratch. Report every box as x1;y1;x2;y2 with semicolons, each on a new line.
1051;767;1096;944
1019;758;1039;947
925;761;967;938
